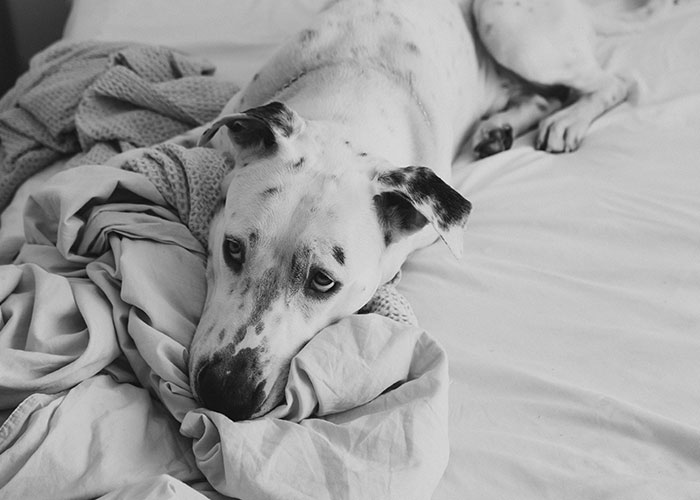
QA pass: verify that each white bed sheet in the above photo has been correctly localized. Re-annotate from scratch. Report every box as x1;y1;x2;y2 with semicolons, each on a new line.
404;6;700;498
62;0;329;88
4;0;700;499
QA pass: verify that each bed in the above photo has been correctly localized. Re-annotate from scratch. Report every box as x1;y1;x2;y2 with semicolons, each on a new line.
1;0;700;498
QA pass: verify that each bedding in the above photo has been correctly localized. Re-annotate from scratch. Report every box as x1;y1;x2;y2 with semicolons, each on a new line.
2;0;700;499
0;39;446;498
0;159;447;499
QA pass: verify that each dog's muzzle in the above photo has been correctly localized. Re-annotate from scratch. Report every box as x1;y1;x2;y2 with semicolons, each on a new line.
194;346;268;421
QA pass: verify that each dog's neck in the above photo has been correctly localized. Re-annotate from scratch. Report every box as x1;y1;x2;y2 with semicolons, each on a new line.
275;61;440;171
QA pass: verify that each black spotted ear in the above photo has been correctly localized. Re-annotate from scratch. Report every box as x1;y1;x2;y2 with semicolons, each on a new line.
198;101;303;160
373;166;472;258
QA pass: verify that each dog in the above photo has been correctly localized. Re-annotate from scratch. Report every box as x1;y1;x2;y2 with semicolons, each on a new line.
186;0;633;421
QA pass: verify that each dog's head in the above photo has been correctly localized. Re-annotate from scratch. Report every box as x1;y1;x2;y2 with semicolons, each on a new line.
188;102;471;421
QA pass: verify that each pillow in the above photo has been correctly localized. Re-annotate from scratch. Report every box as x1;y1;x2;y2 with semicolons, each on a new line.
63;0;328;86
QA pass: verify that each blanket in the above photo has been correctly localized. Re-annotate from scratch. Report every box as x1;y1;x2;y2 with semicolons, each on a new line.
0;40;239;212
0;42;448;500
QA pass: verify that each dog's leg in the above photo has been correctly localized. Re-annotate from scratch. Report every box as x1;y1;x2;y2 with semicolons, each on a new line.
472;93;564;158
535;74;632;153
473;0;633;154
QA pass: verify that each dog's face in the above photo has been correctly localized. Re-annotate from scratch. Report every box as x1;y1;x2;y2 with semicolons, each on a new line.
189;102;471;421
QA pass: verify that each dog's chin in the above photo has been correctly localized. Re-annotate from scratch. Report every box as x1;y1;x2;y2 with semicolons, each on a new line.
250;373;288;419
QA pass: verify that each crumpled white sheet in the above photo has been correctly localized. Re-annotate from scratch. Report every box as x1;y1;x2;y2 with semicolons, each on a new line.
183;315;448;500
0;164;449;499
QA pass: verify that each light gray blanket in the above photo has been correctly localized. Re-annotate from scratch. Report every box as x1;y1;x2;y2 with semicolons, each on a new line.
0;40;239;211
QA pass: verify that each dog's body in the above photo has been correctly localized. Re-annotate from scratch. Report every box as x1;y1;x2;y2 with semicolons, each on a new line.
186;0;633;420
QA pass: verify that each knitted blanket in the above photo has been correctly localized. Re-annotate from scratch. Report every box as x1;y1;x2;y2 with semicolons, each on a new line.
0;40;239;211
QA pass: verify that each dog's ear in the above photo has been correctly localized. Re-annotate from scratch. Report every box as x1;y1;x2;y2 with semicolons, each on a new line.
198;101;303;161
373;166;471;258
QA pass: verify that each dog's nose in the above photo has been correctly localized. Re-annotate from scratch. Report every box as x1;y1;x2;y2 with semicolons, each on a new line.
195;348;267;421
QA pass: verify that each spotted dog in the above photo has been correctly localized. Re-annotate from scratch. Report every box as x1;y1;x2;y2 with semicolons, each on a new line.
188;0;634;420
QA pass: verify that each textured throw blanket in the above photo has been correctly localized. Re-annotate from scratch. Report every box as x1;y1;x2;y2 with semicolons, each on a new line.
0;42;447;500
0;40;239;211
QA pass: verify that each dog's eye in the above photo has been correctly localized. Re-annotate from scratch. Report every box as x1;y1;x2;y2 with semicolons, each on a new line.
223;237;245;272
309;271;335;293
226;239;243;258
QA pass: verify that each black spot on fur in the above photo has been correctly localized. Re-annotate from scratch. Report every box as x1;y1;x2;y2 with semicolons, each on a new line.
253;72;260;81
374;191;428;242
201;324;215;341
377;167;471;232
378;169;408;187
332;245;345;266
405;42;419;54
227;120;274;151
227;269;281;355
250;102;296;138
261;186;281;197
255;322;265;335
358;152;368;157
291;157;306;169
234;325;247;345
230;102;297;151
383;231;393;246
249;231;259;248
300;29;318;44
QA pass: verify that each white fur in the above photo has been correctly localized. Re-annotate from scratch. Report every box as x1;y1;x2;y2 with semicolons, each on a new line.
188;0;634;420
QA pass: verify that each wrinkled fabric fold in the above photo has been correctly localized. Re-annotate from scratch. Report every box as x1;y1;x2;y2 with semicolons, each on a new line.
0;160;449;499
181;317;449;500
0;40;238;211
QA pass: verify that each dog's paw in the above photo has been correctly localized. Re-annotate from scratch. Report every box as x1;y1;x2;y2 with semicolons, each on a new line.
472;122;514;159
535;108;590;153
